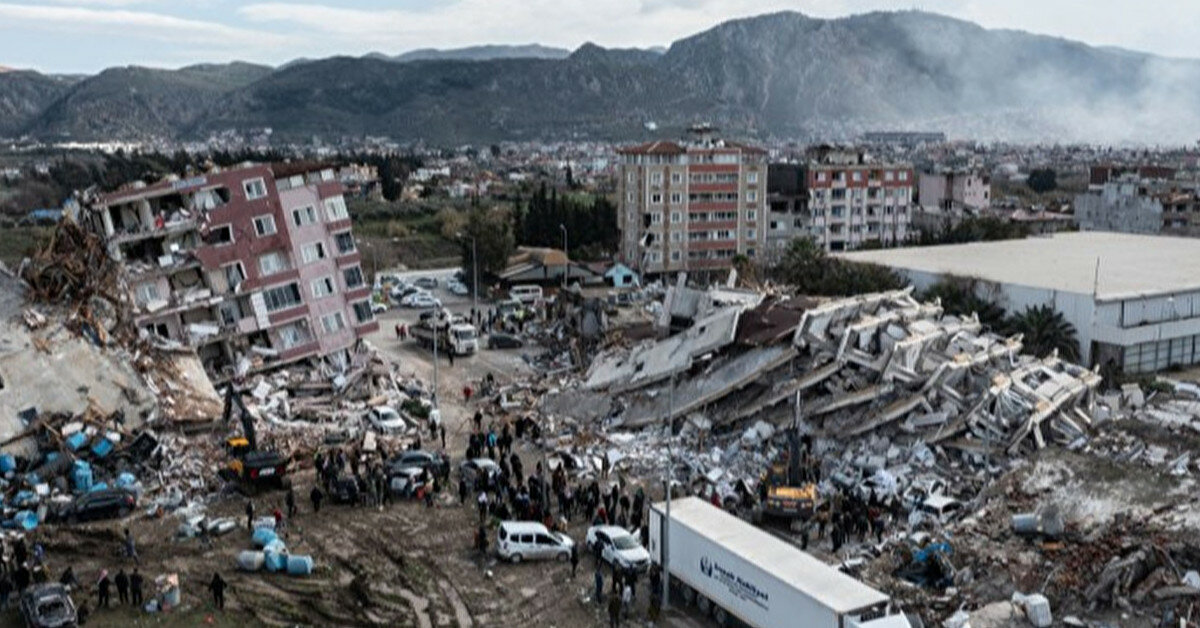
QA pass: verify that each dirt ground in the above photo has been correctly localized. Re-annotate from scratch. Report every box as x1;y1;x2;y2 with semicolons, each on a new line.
9;292;633;628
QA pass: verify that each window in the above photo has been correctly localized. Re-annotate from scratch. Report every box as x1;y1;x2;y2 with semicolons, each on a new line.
263;283;302;312
747;171;759;184
243;178;267;200
671;172;682;184
650;251;662;263
343;266;365;289
627;172;635;183
650;172;662;184
626;192;635;203
311;276;336;298
321;311;347;334
852;171;863;182
745;229;756;240
670;250;681;261
352;301;374;324
747;191;758;202
834;171;846;183
334;232;355;254
209;224;233;246
259;251;288;276
651;193;663;204
815;171;827;183
135;282;160;305
323;196;349;221
670;212;682;224
899;171;910;181
223;262;246;289
277;321;312;350
300;242;326;264
650;212;662;225
670;231;683;242
885;171;895;182
746;210;756;221
670;192;682;204
253;215;276;237
292;206;317;227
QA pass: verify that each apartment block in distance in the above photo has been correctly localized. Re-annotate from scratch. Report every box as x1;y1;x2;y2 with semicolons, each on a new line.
84;162;379;382
767;147;914;253
616;126;768;277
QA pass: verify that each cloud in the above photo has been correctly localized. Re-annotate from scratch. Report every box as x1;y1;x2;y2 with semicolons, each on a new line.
0;3;290;50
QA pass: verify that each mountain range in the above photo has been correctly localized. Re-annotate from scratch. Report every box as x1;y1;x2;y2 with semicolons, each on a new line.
2;10;1199;145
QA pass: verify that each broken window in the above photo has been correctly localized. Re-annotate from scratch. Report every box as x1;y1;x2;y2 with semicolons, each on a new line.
208;224;233;246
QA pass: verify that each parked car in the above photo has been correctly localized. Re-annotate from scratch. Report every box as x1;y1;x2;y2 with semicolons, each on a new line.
403;293;442;309
20;583;76;628
367;406;408;434
459;458;501;488
414;277;438;289
387;466;429;498
487;333;525;350
329;477;360;505
59;488;137;524
371;301;389;314
497;521;574;563
586;525;651;572
388;450;450;478
389;284;419;300
447;281;470;297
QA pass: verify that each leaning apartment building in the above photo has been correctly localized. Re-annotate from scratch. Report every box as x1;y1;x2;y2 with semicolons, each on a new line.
82;162;380;383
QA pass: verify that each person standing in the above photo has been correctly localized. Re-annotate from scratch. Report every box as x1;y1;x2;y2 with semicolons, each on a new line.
124;528;138;565
130;568;144;607
97;570;111;609
245;500;255;532
594;566;604;604
608;589;622;628
310;486;323;514
114;569;129;605
570;543;579;579
209;572;227;610
286;487;297;519
440;425;447;450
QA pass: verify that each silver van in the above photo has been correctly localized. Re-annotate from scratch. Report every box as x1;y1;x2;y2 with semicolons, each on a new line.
496;521;574;563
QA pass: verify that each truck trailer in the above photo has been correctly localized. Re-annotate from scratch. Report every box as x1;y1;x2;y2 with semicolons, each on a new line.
649;497;911;628
411;310;479;356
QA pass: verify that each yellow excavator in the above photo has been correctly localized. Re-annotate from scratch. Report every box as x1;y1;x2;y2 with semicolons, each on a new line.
758;430;818;521
219;386;290;491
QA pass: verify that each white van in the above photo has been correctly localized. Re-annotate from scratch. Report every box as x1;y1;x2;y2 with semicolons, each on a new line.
508;285;543;305
496;521;574;563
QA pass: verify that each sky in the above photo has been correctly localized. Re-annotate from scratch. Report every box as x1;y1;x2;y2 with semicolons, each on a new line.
2;0;1199;74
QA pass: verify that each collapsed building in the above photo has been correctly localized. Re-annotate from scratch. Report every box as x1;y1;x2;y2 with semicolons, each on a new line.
79;162;381;384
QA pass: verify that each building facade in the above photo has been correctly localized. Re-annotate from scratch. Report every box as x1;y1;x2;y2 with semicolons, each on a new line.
86;162;379;382
1075;173;1200;236
767;149;914;254
917;170;990;212
616;134;768;276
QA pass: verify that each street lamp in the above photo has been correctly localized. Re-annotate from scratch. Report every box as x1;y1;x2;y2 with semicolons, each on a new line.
456;231;480;318
559;223;568;291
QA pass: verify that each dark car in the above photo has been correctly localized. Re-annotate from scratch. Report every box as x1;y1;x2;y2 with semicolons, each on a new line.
60;488;137;524
20;583;77;628
414;277;438;289
329;477;361;505
387;451;450;478
487;333;525;350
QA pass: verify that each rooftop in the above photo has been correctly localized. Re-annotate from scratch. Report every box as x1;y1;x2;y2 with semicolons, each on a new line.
839;232;1200;301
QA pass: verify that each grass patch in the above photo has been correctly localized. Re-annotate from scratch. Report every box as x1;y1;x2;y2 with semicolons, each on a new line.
0;225;51;267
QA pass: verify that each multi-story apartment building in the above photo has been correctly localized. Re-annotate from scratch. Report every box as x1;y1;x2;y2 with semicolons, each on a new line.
616;129;768;277
84;162;379;382
1075;172;1200;236
767;148;914;253
917;169;991;212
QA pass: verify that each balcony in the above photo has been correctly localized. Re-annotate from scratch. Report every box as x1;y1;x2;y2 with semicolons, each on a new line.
109;218;198;247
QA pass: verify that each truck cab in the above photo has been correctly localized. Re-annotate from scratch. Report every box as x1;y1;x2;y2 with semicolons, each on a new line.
448;324;479;355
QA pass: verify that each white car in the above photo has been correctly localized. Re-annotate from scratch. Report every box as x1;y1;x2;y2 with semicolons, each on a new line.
585;525;650;573
371;301;389;314
367;406;408;434
497;521;574;563
447;281;469;297
402;293;442;309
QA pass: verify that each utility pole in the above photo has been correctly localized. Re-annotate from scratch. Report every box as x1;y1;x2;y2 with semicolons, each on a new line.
471;236;479;315
432;318;439;410
663;372;674;611
559;223;568;291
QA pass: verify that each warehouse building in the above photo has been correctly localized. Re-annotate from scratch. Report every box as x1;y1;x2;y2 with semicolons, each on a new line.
840;232;1200;374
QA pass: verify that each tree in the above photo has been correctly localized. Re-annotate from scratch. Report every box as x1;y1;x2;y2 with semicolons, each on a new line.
1027;168;1058;194
1006;304;1079;361
772;238;905;296
921;278;1008;331
462;207;515;286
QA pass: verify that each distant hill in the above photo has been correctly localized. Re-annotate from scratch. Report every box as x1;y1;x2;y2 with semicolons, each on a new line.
4;11;1200;144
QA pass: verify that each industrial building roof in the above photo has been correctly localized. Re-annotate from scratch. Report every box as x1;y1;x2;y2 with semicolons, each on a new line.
839;232;1200;301
656;497;890;614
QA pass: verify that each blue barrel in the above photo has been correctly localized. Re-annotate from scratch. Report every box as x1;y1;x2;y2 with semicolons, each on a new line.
251;527;277;548
263;539;286;555
236;551;265;572
13;510;37;530
264;550;288;573
286;555;313;576
115;472;137;488
90;438;114;458
88;482;108;492
0;454;15;473
65;433;87;451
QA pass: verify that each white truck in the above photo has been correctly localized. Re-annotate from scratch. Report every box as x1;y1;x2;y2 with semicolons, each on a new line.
411;310;479;356
649;497;911;628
